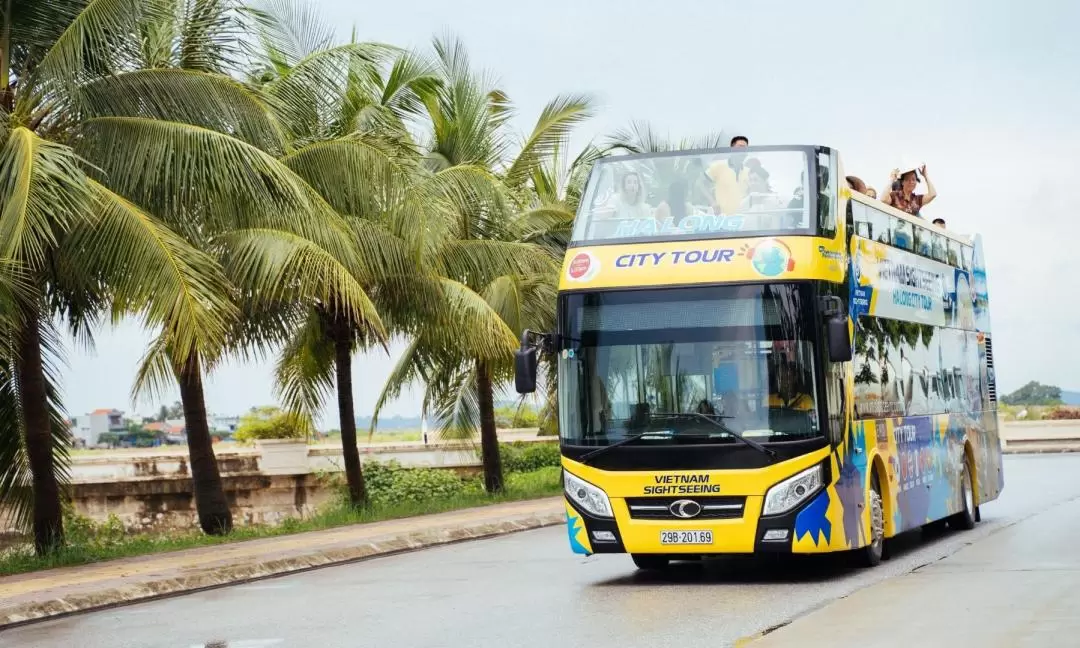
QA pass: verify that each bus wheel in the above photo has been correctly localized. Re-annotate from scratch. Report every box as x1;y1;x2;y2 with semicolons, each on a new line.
631;554;670;571
948;459;977;531
856;473;885;567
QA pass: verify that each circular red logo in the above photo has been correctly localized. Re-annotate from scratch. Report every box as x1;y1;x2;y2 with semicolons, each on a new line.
568;253;592;279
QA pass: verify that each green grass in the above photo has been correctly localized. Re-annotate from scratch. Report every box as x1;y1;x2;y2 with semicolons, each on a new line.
0;467;562;577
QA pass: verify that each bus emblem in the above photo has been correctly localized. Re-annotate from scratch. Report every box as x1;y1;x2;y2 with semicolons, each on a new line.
743;239;796;277
669;499;703;519
567;251;599;282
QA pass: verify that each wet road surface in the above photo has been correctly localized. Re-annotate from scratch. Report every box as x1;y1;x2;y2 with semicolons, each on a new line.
4;454;1079;648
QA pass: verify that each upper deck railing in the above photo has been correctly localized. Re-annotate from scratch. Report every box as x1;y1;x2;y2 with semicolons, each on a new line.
848;190;975;269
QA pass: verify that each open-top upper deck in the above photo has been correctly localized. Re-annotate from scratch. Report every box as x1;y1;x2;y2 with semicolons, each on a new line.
560;144;980;292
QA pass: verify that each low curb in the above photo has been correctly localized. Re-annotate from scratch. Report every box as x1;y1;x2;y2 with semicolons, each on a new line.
1002;444;1080;455
0;509;565;629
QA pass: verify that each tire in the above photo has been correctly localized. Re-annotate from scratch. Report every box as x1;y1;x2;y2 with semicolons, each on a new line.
855;472;885;567
631;554;670;571
948;458;977;531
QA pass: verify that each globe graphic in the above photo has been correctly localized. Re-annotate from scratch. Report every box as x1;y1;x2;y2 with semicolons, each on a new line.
752;242;788;277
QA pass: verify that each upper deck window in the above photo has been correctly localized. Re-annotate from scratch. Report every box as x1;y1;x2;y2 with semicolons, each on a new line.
571;149;812;244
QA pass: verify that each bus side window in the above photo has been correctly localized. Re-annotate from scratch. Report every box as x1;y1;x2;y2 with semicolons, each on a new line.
914;226;933;257
931;231;947;263
891;217;913;251
869;205;890;244
818;151;836;236
961;245;973;271
947;239;962;267
852;201;870;238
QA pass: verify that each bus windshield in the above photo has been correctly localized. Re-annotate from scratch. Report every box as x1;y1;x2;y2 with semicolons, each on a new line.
557;284;822;447
571;149;812;243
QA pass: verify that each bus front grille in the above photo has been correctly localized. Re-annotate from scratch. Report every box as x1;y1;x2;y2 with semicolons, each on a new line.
624;496;746;520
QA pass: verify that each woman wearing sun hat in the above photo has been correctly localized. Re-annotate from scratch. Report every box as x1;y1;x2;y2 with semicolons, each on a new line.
883;164;937;217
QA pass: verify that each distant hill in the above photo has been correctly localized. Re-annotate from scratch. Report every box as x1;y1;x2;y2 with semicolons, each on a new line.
1062;391;1080;406
354;415;424;431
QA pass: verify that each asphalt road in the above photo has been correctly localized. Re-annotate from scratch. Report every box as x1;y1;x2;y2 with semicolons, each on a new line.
5;454;1080;648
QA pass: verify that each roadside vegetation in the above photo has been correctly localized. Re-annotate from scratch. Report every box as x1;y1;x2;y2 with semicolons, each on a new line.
0;442;562;576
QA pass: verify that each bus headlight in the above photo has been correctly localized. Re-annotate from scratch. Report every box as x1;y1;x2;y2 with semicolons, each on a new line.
564;470;614;518
762;463;824;516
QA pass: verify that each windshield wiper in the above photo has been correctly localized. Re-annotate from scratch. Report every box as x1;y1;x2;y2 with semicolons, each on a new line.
575;413;777;465
577;430;669;465
652;412;778;462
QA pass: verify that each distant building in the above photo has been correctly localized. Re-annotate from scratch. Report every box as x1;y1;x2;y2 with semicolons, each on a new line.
143;419;186;444
210;414;240;437
70;408;126;447
139;414;237;444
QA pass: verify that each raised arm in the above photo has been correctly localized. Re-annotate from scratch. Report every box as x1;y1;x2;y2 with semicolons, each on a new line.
881;168;899;205
920;165;937;205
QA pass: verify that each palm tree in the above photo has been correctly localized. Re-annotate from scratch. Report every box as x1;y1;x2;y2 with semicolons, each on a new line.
370;35;591;493
1;0;383;546
246;0;451;507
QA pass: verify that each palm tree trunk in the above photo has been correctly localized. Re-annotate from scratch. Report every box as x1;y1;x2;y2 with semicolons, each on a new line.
14;305;64;555
334;319;367;507
476;360;504;493
177;351;233;535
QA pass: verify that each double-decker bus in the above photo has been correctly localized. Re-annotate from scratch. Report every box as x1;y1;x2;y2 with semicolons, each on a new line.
514;145;1003;569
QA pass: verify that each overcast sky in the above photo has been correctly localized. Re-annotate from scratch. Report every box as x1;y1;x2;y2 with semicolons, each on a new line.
61;0;1080;426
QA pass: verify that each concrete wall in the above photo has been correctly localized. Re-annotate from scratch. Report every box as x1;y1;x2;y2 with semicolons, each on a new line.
71;473;339;533
0;437;549;533
65;437;545;483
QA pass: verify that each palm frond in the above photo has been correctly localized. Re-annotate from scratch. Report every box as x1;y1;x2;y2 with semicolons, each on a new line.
65;180;238;364
482;274;556;338
424;32;508;169
76;69;287;152
419;278;517;363
73;116;334;237
380;49;440;123
503;93;594;189
436;240;556;290
176;0;245;73
280;133;414;221
130;332;177;404
273;308;335;430
28;0;157;100
367;336;423;438
242;0;336;70
429;363;479;441
514;205;576;257
262;42;396;143
604;120;728;154
0;127;95;270
217;227;387;343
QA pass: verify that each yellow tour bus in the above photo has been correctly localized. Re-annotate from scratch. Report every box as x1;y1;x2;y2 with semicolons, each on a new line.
514;145;1003;570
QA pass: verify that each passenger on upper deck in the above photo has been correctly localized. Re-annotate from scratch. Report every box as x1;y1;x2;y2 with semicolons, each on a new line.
932;217;945;228
654;178;695;226
865;186;878;199
882;165;937;217
846;175;867;194
611;171;652;219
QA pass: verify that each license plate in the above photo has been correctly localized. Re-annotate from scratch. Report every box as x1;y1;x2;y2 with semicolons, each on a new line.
660;530;713;545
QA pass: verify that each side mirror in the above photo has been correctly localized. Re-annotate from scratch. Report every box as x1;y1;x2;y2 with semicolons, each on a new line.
514;346;539;394
827;315;852;363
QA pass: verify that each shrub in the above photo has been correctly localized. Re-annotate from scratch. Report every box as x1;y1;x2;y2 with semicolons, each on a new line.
500;441;560;473
233;406;309;443
1045;407;1080;420
63;505;127;548
362;460;468;505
